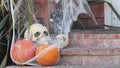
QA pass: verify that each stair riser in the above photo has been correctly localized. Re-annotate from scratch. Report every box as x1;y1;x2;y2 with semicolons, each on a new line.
69;33;120;39
61;48;120;56
69;39;120;48
59;56;120;65
69;33;120;48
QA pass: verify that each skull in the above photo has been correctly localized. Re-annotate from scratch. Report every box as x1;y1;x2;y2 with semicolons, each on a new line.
24;23;50;42
55;34;69;48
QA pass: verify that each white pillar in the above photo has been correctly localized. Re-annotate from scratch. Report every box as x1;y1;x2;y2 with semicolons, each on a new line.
105;0;120;29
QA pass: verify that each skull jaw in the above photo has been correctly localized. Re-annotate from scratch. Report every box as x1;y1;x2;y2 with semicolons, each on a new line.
55;34;69;49
60;40;69;48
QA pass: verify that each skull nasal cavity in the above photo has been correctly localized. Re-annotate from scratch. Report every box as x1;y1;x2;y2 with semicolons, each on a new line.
34;32;40;37
44;31;48;36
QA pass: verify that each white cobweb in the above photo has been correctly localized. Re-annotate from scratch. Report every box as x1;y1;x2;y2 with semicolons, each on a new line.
50;0;98;35
8;0;98;46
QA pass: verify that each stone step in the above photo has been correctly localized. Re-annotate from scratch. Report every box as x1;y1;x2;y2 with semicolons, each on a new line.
69;30;120;40
6;47;120;66
59;47;120;65
68;30;120;48
6;47;120;67
70;29;120;34
5;64;120;68
69;33;120;39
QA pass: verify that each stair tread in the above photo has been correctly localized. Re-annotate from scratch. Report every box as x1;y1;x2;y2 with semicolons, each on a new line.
71;29;120;34
5;64;120;68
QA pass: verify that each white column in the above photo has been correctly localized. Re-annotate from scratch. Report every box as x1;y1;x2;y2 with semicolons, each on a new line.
105;0;120;29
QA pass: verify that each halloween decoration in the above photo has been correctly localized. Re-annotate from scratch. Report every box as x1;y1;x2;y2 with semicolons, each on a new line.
36;44;60;66
9;0;98;66
50;0;98;34
55;34;69;48
24;23;50;43
11;39;36;65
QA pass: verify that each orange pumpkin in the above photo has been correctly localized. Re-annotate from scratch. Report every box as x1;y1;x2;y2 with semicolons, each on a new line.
36;44;60;66
11;39;36;65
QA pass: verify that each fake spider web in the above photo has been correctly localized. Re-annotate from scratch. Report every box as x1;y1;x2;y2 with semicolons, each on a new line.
8;0;98;47
49;0;98;35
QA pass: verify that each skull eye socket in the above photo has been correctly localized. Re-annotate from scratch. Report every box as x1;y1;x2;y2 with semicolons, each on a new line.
34;32;40;37
44;31;48;36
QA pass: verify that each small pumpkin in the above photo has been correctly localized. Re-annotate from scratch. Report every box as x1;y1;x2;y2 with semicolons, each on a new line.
11;39;36;65
36;44;60;66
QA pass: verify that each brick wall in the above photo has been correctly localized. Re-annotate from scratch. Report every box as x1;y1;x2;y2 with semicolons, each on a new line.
77;4;104;29
34;0;51;30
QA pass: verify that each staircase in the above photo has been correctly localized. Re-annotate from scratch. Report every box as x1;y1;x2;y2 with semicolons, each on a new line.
6;30;120;68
